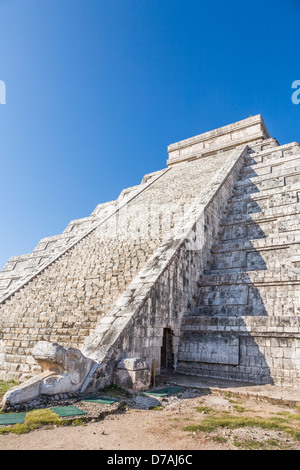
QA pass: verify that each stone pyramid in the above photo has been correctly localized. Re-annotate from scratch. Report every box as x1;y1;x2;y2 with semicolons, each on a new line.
1;115;300;407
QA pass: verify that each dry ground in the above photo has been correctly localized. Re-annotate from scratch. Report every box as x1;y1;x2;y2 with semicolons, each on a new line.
0;387;300;450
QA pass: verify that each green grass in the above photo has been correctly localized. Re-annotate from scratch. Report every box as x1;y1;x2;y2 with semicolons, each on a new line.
210;436;228;444
0;380;19;400
227;398;243;405
0;379;89;435
0;408;87;435
233;438;294;450
195;405;214;415
273;411;293;417
149;405;164;411
0;380;20;415
232;405;247;413
233;438;274;450
0;380;130;435
100;384;132;398
0;408;61;435
182;412;300;441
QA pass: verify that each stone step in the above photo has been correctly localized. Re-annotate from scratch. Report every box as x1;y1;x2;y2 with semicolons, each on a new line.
177;314;300;372
244;142;300;167
32;234;76;254
212;230;300;254
252;150;300;169
0;211;106;301
252;140;299;154
1;216;101;277
188;305;266;317
220;213;300;242
226;188;299;218
189;300;300;317
220;203;300;231
232;169;300;199
181;315;300;333
223;200;300;226
206;244;300;272
194;281;300;315
217;228;300;250
229;181;300;204
243;145;300;170
62;215;99;235
195;284;253;310
204;262;300;276
232;172;300;200
197;269;300;287
207;243;299;272
0;277;21;292
223;201;300;226
177;141;300;388
239;156;300;182
0;253;51;275
0;230;88;283
177;330;240;366
247;137;279;155
190;302;267;318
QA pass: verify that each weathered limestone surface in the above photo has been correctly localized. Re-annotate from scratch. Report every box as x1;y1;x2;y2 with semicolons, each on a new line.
1;114;299;402
178;141;300;387
114;358;151;392
2;341;96;408
0;129;239;382
167;114;271;166
81;145;248;393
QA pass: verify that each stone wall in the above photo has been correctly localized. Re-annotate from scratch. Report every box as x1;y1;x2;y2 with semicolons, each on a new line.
0;140;235;381
177;141;300;387
1;114;299;392
82;146;248;390
167;114;270;166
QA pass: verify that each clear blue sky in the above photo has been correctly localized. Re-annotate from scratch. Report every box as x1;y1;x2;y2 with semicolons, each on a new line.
0;0;299;269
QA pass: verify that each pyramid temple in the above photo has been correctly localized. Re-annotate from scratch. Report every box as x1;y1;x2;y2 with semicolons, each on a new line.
1;114;300;406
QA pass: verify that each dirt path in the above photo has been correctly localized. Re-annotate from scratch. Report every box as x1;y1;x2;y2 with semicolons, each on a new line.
0;389;299;450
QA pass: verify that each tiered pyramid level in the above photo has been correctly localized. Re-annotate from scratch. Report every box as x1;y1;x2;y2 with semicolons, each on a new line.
178;141;300;386
0;114;299;393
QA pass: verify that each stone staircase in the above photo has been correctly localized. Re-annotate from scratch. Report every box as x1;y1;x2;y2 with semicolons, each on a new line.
2;114;300;394
177;141;300;387
0;171;162;303
0;149;232;381
0;201;116;302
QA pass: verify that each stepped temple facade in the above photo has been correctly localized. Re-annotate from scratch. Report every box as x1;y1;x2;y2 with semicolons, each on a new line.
1;115;300;406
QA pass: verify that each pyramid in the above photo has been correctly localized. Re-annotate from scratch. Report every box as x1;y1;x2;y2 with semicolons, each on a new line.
1;114;299;402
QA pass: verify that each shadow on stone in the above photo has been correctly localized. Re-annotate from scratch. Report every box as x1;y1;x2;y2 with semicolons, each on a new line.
177;164;278;386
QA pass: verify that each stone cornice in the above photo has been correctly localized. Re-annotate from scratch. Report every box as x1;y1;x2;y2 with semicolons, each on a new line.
167;114;270;166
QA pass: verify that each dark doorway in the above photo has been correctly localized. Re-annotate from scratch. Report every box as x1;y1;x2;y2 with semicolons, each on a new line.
161;328;174;371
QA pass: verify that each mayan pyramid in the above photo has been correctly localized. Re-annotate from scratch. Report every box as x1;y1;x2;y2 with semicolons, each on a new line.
1;114;300;396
